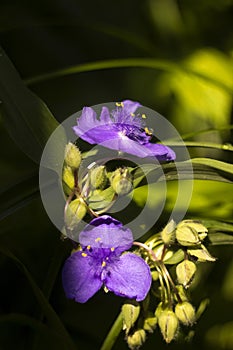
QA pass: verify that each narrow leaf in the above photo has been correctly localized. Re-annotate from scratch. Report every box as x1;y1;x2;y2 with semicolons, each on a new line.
0;46;66;169
0;245;76;350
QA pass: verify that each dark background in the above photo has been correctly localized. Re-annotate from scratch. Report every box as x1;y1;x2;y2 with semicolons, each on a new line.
0;1;232;349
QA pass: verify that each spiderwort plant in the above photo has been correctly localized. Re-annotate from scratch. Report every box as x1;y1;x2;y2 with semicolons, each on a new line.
73;100;176;160
61;101;218;350
62;215;152;303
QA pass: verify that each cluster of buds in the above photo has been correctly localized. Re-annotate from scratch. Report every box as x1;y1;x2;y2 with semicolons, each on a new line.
122;298;157;350
62;143;216;350
125;219;216;348
160;219;216;263
62;142;134;235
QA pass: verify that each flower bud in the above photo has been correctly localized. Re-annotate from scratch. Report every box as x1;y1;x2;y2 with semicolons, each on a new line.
182;220;208;241
122;301;141;334
62;165;75;195
111;168;132;195
187;244;216;262
64;142;81;169
176;260;196;287
151;270;159;281
155;302;167;319
158;309;179;343
161;220;176;245
65;198;87;229
90;165;107;189
176;222;200;247
127;329;146;350
175;301;195;325
175;285;188;302
143;314;157;333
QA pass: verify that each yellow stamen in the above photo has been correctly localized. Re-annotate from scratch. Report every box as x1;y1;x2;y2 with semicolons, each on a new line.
130;113;135;117
142;114;146;119
145;127;153;135
102;261;106;267
95;237;101;242
110;247;115;252
116;102;124;107
82;252;87;257
87;245;91;250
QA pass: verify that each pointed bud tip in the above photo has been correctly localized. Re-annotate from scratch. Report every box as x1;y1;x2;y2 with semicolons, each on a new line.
65;142;81;169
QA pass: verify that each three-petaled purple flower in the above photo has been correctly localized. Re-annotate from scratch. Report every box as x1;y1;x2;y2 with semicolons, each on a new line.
62;215;152;303
73;100;175;161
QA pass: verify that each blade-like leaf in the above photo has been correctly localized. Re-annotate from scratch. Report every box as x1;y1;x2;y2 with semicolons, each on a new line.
208;232;233;245
133;158;233;187
0;174;39;221
0;245;76;350
26;58;233;94
0;46;66;169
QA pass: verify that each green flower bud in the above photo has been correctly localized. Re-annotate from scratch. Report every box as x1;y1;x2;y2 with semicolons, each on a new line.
127;329;146;350
155;302;167;319
158;309;179;343
64;142;81;169
122;301;141;334
176;222;201;247
183;220;208;241
62;165;75;195
65;198;87;229
176;260;197;287
187;244;216;262
175;301;196;326
161;220;176;245
90;165;107;189
111;168;132;195
175;285;188;302
151;270;159;281
143;314;157;333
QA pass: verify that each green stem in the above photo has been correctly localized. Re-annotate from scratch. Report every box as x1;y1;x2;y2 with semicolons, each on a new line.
100;312;123;350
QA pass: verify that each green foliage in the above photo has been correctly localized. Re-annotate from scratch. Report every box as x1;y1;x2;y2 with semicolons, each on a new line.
0;0;232;349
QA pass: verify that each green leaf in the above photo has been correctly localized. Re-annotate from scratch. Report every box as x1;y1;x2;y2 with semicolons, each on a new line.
164;249;184;265
0;46;67;169
195;298;210;321
165;141;233;152
208;233;233;245
25;57;233;93
133;159;233;187
88;187;115;210
0;245;76;350
0;173;39;221
202;220;233;233
162;158;233;183
0;313;65;342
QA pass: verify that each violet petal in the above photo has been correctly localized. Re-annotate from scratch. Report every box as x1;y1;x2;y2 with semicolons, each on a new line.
79;215;133;253
62;251;102;303
103;252;152;301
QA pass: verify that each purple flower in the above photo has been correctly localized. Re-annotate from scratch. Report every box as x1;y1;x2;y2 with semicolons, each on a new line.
62;215;152;303
73;100;175;161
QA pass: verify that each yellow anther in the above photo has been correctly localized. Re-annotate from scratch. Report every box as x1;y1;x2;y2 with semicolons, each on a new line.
145;127;153;135
116;102;124;107
102;261;106;267
130;113;135;117
87;245;91;250
142;114;146;119
81;252;87;257
95;237;101;242
110;247;115;252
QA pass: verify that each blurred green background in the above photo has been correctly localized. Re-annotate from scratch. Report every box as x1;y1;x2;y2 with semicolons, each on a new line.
0;0;232;349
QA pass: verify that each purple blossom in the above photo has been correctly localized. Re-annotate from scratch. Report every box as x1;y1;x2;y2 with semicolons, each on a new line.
62;215;152;303
73;100;176;161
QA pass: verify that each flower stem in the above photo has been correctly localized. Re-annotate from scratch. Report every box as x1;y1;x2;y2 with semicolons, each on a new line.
100;312;123;350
